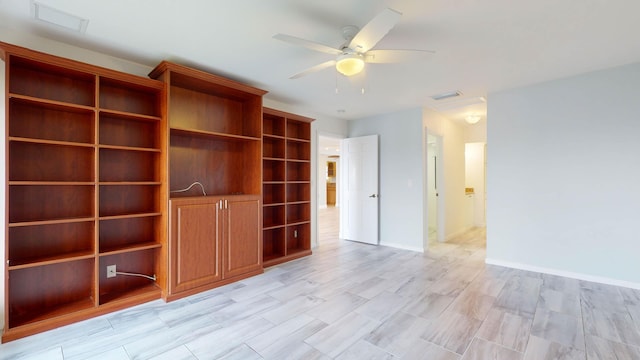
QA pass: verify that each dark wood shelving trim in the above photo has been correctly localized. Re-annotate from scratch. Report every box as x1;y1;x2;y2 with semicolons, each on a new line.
263;253;286;263
8;93;96;112
286;201;311;205
8;217;96;228
98;144;161;153
98;182;161;186
287;220;311;226
8;252;96;270
6;298;97;331
263;133;285;140
286;137;311;143
170;127;261;142
98;109;161;122
98;283;161;306
263;202;285;207
98;212;162;221
263;157;285;162
263;249;312;267
285;158;311;163
263;224;286;231
9;136;95;148
262;181;286;185
286;181;311;184
9;181;95;186
98;242;162;256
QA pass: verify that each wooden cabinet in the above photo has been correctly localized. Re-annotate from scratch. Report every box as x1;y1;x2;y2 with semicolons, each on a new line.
262;108;313;266
327;162;336;177
150;61;265;300
327;183;337;205
223;196;263;278
2;42;166;342
169;195;261;298
169;198;221;294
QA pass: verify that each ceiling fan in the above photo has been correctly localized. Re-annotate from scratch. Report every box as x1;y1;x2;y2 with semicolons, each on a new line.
274;8;434;79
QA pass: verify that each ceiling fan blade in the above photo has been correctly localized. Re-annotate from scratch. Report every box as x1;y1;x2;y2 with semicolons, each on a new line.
273;34;342;55
348;8;402;53
290;60;336;79
365;49;435;63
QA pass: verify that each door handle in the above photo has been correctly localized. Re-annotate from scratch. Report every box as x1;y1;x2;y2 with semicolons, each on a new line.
369;194;378;198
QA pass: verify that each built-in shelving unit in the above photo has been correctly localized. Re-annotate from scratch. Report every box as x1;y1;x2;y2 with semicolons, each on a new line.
2;42;166;342
262;108;313;266
150;61;265;301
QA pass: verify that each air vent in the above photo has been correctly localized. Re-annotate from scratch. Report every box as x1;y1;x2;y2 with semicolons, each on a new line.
32;2;89;33
431;90;462;101
431;96;487;111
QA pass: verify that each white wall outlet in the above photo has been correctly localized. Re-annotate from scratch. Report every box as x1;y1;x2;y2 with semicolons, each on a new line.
106;265;116;278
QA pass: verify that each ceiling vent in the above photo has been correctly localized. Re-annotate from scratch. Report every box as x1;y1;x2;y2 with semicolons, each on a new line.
430;90;462;101
32;1;89;33
431;96;486;111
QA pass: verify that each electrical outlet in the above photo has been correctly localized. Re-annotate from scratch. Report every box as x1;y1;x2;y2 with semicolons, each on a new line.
106;265;116;278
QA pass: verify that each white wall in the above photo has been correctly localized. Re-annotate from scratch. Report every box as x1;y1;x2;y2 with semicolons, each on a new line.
317;154;329;208
422;109;468;241
487;62;640;288
348;108;425;251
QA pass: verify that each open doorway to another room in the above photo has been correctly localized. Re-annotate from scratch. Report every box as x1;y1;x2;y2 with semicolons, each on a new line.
464;142;487;229
318;135;342;246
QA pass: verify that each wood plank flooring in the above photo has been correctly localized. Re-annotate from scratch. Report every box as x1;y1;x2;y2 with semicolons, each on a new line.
2;206;640;359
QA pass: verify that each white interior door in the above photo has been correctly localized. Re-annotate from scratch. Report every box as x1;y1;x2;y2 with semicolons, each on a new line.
340;135;379;245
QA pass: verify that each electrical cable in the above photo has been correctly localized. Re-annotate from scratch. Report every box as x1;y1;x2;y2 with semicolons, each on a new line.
115;271;157;281
170;181;206;196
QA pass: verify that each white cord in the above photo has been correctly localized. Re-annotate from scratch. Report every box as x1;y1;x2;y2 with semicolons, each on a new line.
115;271;157;281
170;181;207;196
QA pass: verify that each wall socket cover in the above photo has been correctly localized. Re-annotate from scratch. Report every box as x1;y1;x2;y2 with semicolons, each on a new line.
106;265;116;278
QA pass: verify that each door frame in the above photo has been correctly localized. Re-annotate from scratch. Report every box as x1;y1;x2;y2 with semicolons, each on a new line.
315;131;345;247
424;129;445;250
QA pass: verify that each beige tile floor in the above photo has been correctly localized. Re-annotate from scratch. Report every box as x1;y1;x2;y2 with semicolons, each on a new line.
1;206;640;359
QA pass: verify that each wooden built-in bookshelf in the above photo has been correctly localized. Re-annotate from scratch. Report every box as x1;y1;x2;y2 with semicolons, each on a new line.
2;42;166;342
262;108;313;266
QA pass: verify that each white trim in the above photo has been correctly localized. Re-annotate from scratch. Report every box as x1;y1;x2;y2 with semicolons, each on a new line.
382;242;424;253
485;258;640;290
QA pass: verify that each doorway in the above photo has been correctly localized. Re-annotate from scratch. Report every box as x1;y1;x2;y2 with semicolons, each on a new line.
317;134;342;246
425;131;444;249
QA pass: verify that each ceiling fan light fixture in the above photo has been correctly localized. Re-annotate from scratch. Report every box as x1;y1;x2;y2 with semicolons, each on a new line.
336;53;365;76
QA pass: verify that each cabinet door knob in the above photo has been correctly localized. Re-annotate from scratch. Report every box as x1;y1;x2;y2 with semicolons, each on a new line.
369;194;378;198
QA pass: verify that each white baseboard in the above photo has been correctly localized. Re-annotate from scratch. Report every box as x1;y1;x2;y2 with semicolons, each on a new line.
381;242;424;253
485;258;640;290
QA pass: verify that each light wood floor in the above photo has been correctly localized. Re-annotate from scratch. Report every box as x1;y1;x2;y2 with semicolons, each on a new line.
2;207;640;359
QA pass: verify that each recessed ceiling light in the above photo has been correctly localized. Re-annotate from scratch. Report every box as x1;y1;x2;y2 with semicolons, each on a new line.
32;1;89;33
430;90;462;101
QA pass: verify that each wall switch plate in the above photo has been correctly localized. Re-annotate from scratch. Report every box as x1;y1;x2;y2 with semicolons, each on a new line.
107;265;116;278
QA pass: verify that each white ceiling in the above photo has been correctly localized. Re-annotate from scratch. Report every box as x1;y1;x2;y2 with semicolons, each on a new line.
1;0;640;123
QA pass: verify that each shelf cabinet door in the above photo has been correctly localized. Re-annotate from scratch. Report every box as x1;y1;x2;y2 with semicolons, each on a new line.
222;195;262;279
169;198;222;294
